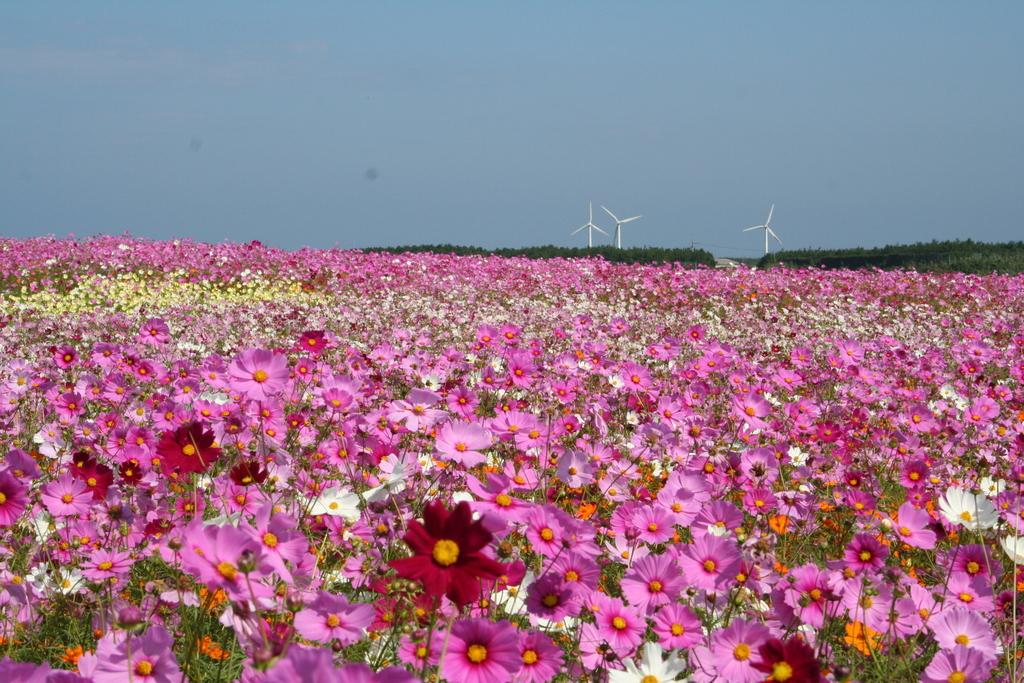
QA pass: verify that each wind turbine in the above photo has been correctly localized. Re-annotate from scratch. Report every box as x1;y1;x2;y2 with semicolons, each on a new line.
601;205;642;249
571;202;609;248
743;204;782;256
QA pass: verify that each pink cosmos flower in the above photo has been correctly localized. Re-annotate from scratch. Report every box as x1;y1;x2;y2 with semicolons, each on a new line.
844;533;888;572
677;534;742;592
556;450;593;488
180;522;269;600
515;631;562;683
0;472;27;526
442;618;521;683
708;620;771;683
930;608;999;659
632;505;676;544
83;549;133;582
138;318;171;346
781;563;834;629
293;591;375;645
386;388;446;432
894;502;937;549
435;422;492;468
227;349;290;401
41;474;93;517
652;603;702;649
525;575;581;622
92;625;182;683
921;645;993;683
592;594;645;656
620;553;684;613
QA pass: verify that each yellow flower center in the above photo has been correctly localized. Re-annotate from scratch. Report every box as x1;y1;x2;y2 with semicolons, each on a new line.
432;539;460;566
647;522;658;532
0;493;6;505
809;588;822;601
325;614;341;628
612;616;628;630
966;561;980;574
959;511;973;522
641;677;659;683
181;444;196;457
564;570;579;582
217;562;238;581
958;592;973;603
539;527;554;541
495;493;512;507
61;493;74;504
948;672;966;683
467;644;488;663
733;643;751;661
263;532;278;548
415;646;428;658
898;526;912;537
671;623;684;636
98;561;113;570
542;594;559;608
135;660;154;676
648;580;663;592
703;560;716;572
772;662;794;681
252;369;268;383
522;649;539;665
954;634;970;646
859;550;872;562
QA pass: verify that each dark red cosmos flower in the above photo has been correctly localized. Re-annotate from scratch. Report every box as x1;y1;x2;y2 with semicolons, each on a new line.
229;460;268;487
389;500;507;607
70;455;113;501
753;637;822;683
119;458;143;485
296;330;329;357
156;421;221;476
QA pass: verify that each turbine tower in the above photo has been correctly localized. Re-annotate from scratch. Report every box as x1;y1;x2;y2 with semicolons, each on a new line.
601;205;642;249
571;202;609;248
743;204;782;256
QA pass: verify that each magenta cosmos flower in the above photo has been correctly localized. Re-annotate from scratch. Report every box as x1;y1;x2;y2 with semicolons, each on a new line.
515;631;563;683
652;603;702;649
435;421;492;467
592;594;645;656
442;618;521;683
844;533;888;572
227;349;290;400
0;472;27;526
293;591;375;645
930;608;999;659
92;625;181;683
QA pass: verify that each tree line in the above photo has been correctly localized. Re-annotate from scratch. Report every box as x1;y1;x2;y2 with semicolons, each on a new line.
362;244;717;267
758;239;1024;274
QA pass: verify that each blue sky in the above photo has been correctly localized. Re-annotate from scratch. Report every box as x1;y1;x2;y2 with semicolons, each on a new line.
1;2;1022;255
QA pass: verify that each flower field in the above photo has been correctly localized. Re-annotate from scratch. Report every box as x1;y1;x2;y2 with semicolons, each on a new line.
1;235;1023;682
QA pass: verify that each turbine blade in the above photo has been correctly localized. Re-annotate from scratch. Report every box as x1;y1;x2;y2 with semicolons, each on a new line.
620;215;642;223
743;225;765;232
601;206;618;222
765;204;774;225
588;201;593;222
770;229;782;245
571;225;587;235
593;225;609;235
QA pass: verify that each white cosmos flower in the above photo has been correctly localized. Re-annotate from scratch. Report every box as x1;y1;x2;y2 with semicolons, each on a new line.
979;476;1006;498
1001;536;1024;564
787;446;808;466
939;487;998;531
608;642;687;683
305;487;361;522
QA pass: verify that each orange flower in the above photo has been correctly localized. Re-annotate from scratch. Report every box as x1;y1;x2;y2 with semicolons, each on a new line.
844;621;882;656
769;514;790;534
197;635;231;661
62;645;85;666
577;503;597;520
